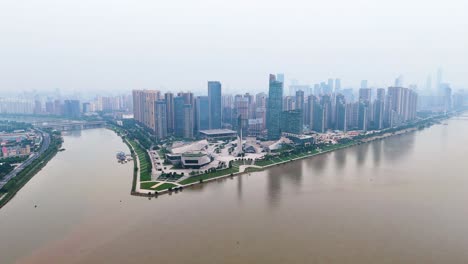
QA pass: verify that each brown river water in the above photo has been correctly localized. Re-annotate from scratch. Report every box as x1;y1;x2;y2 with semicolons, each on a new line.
1;116;468;264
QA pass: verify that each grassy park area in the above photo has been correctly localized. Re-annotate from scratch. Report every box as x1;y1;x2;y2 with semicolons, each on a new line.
179;166;239;185
140;182;177;191
128;140;152;181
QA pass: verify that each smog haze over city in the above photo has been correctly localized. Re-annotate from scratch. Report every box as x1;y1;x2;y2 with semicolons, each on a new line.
1;1;468;264
0;0;467;95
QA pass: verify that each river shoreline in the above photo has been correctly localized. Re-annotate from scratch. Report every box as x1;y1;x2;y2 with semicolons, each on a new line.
0;132;62;209
111;113;453;197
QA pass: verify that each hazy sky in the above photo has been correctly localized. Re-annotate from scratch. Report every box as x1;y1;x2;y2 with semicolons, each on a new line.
0;0;467;95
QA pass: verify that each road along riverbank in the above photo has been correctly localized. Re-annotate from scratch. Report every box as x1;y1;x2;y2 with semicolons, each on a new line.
0;130;62;209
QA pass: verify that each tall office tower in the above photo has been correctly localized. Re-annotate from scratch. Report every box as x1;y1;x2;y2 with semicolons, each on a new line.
335;78;342;92
335;94;347;131
312;98;325;133
222;94;233;127
183;104;194;138
360;80;368;89
394;75;404;87
303;100;309;126
327;78;334;94
283;96;295;111
295;90;304;110
358;88;372;129
359;88;372;102
306;95;317;129
321;94;333;130
176;92;195;136
358;101;370;131
313;84;321;95
289;85;311;97
208;81;222;129
319;82;328;94
174;96;185;138
195;96;210;131
234;94;250;134
296;90;305;125
267;74;283;140
374;88;386;129
64;100;81;119
346;102;359;130
276;73;285;84
155;100;167;140
178;92;194;105
280;110;303;135
164;93;174;134
342;88;355;103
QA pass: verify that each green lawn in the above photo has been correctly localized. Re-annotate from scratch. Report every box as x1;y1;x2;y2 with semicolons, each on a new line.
255;148;323;167
179;167;239;185
255;159;277;167
321;141;356;152
129;140;152;181
244;167;263;173
140;182;177;191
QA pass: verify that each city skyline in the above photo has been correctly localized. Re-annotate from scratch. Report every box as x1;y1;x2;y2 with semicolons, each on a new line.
2;1;468;263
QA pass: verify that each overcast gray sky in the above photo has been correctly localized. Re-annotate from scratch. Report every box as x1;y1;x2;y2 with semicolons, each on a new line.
0;0;467;95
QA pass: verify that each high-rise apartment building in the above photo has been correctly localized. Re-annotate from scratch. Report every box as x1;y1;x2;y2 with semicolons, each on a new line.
132;89;164;137
386;87;418;127
164;92;174;134
155;100;167;139
174;96;185;138
374;88;386;130
64;100;81;119
335;94;347;131
183;104;194;139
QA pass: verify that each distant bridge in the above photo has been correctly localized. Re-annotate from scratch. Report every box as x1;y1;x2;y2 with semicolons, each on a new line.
33;120;107;131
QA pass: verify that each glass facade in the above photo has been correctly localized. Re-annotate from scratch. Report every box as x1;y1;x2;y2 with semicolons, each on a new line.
267;74;283;140
208;81;222;129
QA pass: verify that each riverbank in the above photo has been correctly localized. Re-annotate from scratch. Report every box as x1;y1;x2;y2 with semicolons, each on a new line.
110;113;454;197
0;131;62;208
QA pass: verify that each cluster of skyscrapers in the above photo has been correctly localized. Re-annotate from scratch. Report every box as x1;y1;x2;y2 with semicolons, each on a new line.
133;81;222;140
133;74;420;141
